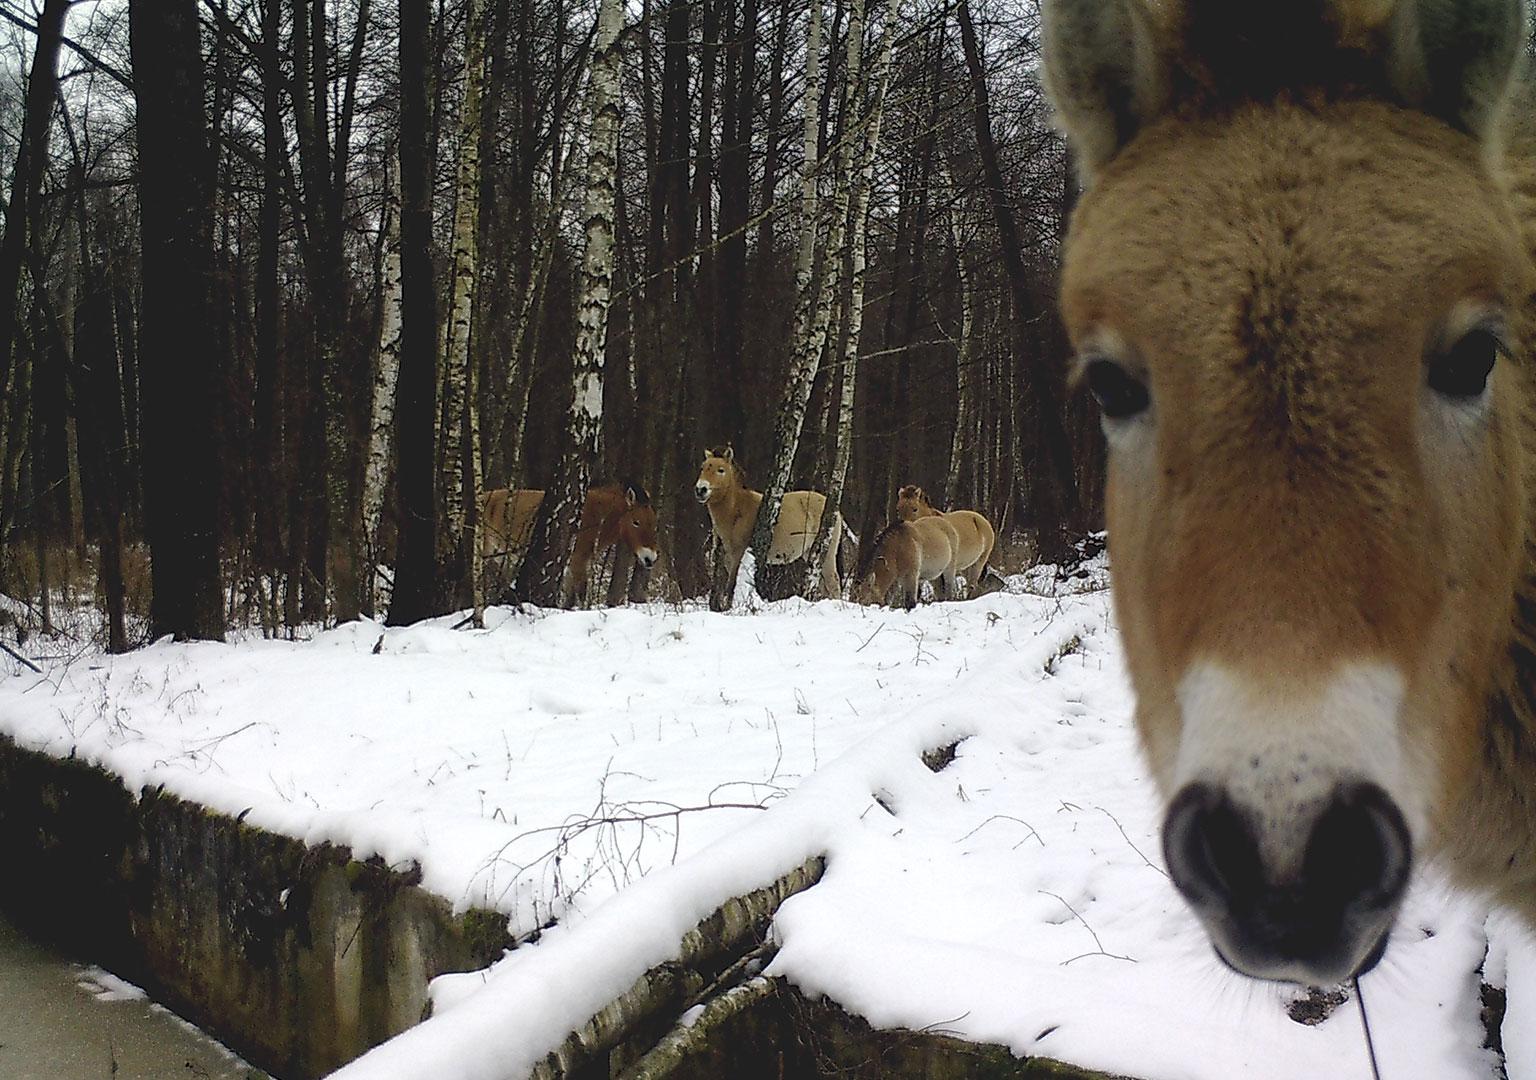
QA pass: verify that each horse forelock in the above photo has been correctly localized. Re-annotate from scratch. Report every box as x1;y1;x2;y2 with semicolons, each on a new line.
1166;0;1400;114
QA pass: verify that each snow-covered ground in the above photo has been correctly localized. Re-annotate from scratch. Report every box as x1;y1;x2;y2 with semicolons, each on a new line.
0;567;1529;1080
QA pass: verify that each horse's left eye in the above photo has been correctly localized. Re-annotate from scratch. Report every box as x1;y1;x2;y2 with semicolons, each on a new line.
1086;358;1150;420
1429;327;1500;399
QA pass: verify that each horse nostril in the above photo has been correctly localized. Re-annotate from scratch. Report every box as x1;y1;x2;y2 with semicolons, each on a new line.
1303;782;1411;913
1163;783;1264;909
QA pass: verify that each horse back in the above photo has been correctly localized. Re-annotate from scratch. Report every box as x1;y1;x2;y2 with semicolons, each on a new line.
769;490;828;563
481;488;545;556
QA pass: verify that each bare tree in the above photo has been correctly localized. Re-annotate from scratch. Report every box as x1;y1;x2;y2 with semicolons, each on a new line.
518;0;624;607
130;0;225;641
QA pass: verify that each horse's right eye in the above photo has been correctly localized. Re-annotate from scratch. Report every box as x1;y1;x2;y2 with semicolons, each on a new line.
1086;358;1150;420
1429;326;1501;400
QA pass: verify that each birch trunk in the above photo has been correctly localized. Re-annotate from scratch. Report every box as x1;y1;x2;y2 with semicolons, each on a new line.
803;0;894;598
362;155;403;615
739;0;831;602
441;0;487;624
943;175;978;511
516;0;623;607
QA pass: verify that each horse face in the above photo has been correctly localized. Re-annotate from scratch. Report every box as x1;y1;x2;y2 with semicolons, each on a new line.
1060;100;1529;983
696;452;734;504
894;485;930;522
619;504;660;568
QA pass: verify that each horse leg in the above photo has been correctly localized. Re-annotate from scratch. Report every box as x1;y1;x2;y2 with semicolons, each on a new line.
605;545;635;607
820;539;841;600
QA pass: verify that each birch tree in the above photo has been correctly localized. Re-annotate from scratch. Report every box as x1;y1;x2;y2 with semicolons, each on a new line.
362;155;403;616
943;170;979;511
803;0;895;597
517;0;624;607
441;0;488;624
740;0;829;601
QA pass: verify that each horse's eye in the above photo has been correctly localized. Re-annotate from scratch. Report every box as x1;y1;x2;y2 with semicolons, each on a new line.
1429;327;1500;399
1086;358;1150;420
717;467;725;473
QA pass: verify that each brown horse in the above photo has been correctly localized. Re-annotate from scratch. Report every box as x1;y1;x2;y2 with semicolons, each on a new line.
694;447;843;598
894;486;997;598
1044;0;1536;985
851;517;961;608
479;482;659;608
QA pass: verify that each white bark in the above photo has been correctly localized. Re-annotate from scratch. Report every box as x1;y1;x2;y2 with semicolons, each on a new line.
944;170;977;510
362;154;403;591
441;0;487;626
522;0;623;606
744;0;825;584
568;0;623;447
804;0;896;597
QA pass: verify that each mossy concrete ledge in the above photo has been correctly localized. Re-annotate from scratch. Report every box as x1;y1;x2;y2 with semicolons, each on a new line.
0;735;514;1080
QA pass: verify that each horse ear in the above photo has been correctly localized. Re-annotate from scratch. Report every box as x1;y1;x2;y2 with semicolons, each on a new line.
625;485;638;508
1384;0;1524;138
1041;0;1171;184
721;445;734;462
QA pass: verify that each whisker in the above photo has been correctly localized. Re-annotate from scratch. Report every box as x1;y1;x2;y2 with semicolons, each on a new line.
1353;975;1383;1080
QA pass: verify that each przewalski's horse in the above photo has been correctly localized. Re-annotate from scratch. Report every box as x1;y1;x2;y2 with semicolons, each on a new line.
479;482;660;607
694;447;843;598
851;517;961;608
1043;0;1536;986
895;485;997;598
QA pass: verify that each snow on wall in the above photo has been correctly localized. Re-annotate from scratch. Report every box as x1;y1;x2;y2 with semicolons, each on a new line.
0;570;1528;1080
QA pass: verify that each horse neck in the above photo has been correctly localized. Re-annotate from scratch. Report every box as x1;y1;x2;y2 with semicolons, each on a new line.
709;480;760;549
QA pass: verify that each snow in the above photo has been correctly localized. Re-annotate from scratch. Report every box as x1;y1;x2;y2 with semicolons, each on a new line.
74;965;149;1002
0;563;1529;1080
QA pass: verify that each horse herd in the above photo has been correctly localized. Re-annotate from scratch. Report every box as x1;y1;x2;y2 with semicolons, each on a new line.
477;446;999;609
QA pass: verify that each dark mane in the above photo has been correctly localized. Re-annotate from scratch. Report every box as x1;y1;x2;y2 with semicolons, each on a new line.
855;520;906;582
616;477;652;505
706;445;748;488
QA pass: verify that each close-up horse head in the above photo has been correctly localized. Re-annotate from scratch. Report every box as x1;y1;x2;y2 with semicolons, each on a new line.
1044;0;1536;986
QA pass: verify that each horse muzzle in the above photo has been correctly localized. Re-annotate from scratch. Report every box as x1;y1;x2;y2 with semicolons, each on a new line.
1161;779;1411;985
637;548;658;569
694;484;711;503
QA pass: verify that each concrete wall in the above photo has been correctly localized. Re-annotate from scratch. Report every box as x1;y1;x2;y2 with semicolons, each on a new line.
0;736;511;1080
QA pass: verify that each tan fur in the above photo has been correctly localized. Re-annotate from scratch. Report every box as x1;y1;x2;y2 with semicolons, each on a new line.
894;485;997;597
1046;0;1536;954
478;484;660;607
694;449;842;598
851;517;961;607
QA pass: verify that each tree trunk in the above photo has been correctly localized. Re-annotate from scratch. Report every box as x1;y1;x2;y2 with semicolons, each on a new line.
388;0;442;627
362;157;404;616
442;0;488;623
803;0;894;598
130;0;226;641
944;172;978;511
742;0;822;599
957;0;1077;563
0;0;67;405
517;0;623;607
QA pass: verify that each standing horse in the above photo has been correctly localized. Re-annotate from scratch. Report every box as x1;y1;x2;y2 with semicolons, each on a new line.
479;482;660;608
1043;0;1536;985
851;517;961;608
694;447;843;598
895;485;997;598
